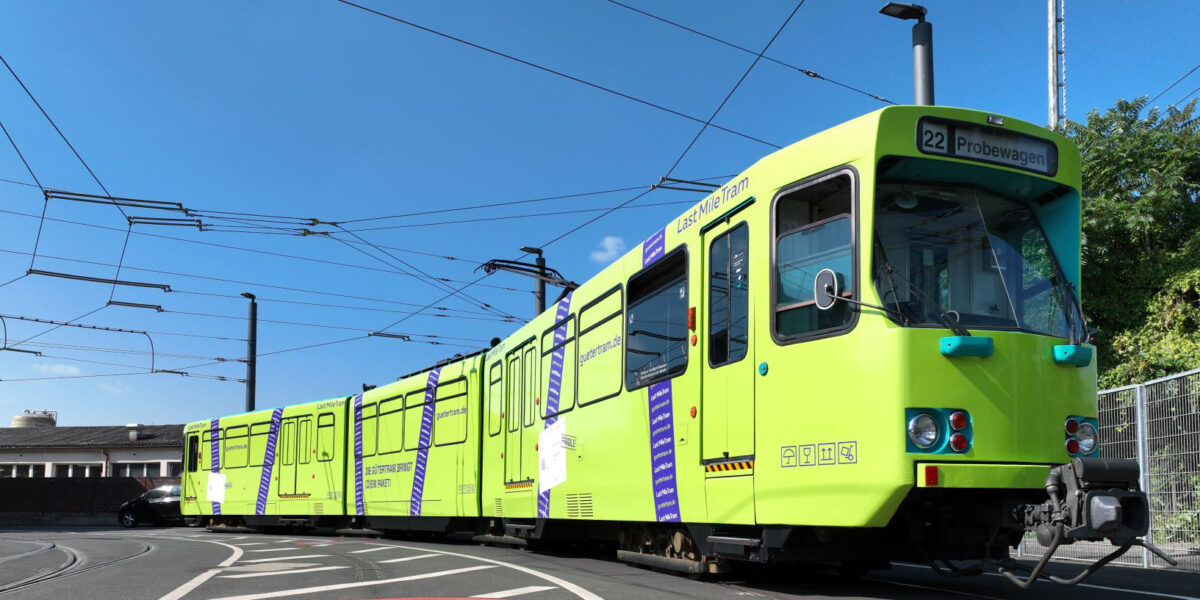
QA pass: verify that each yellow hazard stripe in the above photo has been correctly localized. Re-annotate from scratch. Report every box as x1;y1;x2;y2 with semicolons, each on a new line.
705;460;754;472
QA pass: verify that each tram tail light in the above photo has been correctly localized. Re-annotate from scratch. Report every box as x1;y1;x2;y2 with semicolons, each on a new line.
1064;415;1100;457
949;433;969;452
906;408;972;454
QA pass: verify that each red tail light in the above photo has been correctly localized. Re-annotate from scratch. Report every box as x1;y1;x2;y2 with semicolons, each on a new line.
948;411;969;431
1064;418;1080;435
949;433;969;452
1065;438;1080;455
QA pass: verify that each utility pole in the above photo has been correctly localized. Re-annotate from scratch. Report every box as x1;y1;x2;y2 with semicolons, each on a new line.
241;292;257;412
1048;0;1066;130
479;248;578;320
523;246;547;316
880;3;934;106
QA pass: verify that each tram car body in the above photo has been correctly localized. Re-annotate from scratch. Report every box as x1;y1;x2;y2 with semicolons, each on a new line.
183;105;1153;581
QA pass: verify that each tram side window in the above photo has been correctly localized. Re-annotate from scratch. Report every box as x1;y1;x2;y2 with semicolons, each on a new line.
774;173;855;339
359;403;378;457
200;431;215;471
249;422;270;467
186;435;199;473
317;413;336;462
299;418;312;464
223;425;248;469
434;377;469;446
487;362;503;436
540;318;577;418
710;224;749;366
625;249;688;390
378;397;404;454
404;390;430;451
578;287;623;406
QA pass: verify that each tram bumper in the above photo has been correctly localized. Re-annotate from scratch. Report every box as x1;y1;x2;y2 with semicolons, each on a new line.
1008;457;1174;587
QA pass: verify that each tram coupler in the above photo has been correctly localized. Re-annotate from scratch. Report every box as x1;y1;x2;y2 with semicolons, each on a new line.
1003;457;1175;588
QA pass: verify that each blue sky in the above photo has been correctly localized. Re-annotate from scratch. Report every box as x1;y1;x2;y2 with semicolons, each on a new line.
0;1;1196;426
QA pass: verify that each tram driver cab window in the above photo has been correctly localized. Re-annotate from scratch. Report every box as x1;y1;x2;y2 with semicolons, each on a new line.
774;172;855;339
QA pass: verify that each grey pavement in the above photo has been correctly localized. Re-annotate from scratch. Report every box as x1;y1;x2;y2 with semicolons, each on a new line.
0;526;1195;600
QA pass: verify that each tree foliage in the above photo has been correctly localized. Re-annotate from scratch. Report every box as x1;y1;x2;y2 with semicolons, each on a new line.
1065;97;1200;387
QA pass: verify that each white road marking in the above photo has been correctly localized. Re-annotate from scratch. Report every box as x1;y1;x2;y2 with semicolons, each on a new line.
233;543;268;546
471;585;557;598
389;544;604;600
272;539;295;543
156;537;245;600
220;565;350;579
209;565;495;599
249;548;306;553
376;552;440;564
238;554;327;563
348;546;398;554
894;563;1200;600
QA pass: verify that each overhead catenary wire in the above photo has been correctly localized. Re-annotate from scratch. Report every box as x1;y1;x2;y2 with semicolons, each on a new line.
0;209;527;292
335;0;781;149
0;246;510;317
1149;60;1200;105
605;0;892;104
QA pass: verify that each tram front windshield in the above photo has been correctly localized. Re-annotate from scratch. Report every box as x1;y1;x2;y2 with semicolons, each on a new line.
873;158;1078;340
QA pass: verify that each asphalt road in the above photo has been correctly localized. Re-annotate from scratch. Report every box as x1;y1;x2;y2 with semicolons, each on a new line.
0;526;1196;600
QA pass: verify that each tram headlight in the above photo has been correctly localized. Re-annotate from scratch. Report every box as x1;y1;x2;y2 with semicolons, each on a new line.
907;413;939;449
1077;422;1098;455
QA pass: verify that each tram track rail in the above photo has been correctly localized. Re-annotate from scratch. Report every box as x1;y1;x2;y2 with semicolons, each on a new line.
0;538;155;595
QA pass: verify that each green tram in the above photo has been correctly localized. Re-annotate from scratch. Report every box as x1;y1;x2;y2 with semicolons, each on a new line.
183;105;1164;586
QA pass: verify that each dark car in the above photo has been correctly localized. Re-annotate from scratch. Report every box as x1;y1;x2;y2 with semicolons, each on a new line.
118;485;182;527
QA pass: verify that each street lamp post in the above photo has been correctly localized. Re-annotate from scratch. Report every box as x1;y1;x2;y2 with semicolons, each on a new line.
241;292;257;412
880;2;934;106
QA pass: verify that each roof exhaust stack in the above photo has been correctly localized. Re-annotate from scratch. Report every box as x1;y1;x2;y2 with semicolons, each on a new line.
880;2;934;105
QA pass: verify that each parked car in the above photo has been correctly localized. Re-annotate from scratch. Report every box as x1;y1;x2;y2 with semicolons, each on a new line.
118;485;182;527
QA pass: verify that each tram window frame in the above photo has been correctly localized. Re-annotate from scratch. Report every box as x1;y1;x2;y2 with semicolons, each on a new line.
186;435;199;473
403;389;428;452
299;417;312;464
624;246;689;392
577;284;624;406
317;412;336;462
709;223;750;368
357;402;378;458
771;167;860;345
487;361;503;437
201;430;216;471
222;425;248;469
434;375;469;447
248;422;270;467
378;394;405;455
539;315;577;419
507;353;522;433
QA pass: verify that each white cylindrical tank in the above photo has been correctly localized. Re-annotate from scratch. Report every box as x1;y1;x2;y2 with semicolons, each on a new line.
10;409;57;428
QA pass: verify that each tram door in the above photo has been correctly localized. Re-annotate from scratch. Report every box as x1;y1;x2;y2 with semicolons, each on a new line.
701;220;756;522
504;350;524;484
279;418;297;497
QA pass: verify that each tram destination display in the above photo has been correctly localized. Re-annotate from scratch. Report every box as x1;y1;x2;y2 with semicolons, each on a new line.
917;118;1057;176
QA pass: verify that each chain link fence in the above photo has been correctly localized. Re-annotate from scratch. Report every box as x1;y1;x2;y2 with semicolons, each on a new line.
1016;369;1200;571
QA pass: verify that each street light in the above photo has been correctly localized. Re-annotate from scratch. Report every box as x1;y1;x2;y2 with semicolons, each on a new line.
880;2;934;106
241;292;257;412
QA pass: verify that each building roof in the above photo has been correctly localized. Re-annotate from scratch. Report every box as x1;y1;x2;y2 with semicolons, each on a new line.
0;425;183;449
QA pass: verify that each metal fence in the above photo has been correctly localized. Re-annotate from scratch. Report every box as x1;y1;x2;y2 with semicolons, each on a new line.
1016;368;1200;571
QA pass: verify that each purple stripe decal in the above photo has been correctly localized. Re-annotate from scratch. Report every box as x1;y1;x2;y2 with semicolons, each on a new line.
209;418;221;515
353;394;365;516
537;292;573;519
648;380;681;522
642;227;666;267
410;368;442;516
254;408;285;515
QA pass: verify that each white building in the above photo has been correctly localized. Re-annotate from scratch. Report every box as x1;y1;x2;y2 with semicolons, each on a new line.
0;423;183;478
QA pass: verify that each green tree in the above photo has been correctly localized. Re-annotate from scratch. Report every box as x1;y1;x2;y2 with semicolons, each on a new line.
1065;97;1200;387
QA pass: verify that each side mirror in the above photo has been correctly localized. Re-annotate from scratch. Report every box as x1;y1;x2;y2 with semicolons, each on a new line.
814;268;840;310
